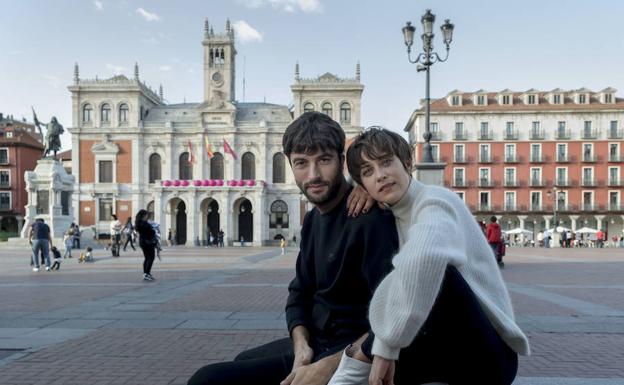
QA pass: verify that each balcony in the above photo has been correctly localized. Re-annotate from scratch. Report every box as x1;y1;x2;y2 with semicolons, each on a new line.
608;179;623;187
504;155;518;163
478;178;494;187
581;204;601;211
609;204;624;211
530;130;545;140
556;203;577;212
453;179;467;187
478;130;493;141
582;130;598;139
581;178;596;187
530;204;543;212
582;154;598;162
504;179;520;187
479;155;492;163
454;155;467;164
504;130;519;140
478;204;492;211
430;131;442;141
608;129;623;139
504;204;517;212
554;178;570;187
530;154;545;163
609;154;624;162
529;178;544;187
453;130;468;140
556;154;570;162
556;129;571;140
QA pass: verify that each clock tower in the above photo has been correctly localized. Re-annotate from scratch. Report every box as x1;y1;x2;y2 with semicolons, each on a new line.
203;19;236;104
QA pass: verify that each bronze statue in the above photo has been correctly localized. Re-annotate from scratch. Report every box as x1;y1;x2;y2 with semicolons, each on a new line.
32;107;64;159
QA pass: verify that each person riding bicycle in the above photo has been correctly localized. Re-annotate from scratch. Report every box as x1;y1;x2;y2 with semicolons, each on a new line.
110;214;122;257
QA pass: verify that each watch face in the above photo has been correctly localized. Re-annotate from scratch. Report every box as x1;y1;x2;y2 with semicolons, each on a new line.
212;72;223;82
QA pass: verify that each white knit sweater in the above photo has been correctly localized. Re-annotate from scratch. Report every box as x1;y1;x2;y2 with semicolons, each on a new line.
369;179;530;360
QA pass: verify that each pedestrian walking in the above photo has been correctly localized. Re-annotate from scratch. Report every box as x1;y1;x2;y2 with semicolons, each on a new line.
28;218;53;272
122;217;136;251
72;223;81;249
136;209;157;281
279;237;285;255
50;246;62;270
62;232;73;258
486;216;505;268
218;229;224;247
167;228;173;246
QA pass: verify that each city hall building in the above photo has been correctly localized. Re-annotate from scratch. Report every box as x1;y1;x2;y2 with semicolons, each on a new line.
405;88;624;237
68;20;363;246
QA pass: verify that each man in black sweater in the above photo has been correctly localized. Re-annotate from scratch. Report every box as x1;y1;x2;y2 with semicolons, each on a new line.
188;112;398;385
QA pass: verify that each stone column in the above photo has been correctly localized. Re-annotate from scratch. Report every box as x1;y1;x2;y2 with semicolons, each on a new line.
595;215;605;231
187;189;199;246
569;215;579;232
518;215;527;245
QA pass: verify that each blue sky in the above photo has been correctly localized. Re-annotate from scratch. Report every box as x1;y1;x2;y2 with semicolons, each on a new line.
2;0;623;150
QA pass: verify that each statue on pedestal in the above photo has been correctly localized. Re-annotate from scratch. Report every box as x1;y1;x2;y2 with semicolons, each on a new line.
32;107;64;159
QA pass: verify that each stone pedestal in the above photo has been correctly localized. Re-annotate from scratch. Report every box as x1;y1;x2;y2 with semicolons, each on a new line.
19;159;75;239
414;162;446;186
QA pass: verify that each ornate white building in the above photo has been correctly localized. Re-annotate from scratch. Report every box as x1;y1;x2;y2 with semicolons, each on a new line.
67;20;364;246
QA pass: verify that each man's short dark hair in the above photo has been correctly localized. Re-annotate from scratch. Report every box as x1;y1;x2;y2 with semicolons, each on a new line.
490;216;497;223
282;112;345;159
347;127;412;186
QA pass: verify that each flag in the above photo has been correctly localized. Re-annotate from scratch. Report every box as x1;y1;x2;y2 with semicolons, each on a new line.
204;136;214;159
187;141;196;164
223;138;238;160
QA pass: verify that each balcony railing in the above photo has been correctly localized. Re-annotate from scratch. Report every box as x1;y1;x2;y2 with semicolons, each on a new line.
608;129;623;139
530;154;544;163
453;179;467;187
608;179;622;187
582;130;598;139
504;204;517;211
478;130;493;140
556;129;571;140
582;178;596;187
479;204;491;211
609;204;624;211
582;154;598;162
504;155;518;163
454;155;467;163
430;132;442;141
582;204;601;211
555;178;570;187
479;178;494;187
609;154;623;162
530;130;545;140
529;178;544;187
556;154;570;162
479;155;492;163
504;130;519;140
530;204;543;212
453;131;468;140
504;179;519;187
0;203;10;211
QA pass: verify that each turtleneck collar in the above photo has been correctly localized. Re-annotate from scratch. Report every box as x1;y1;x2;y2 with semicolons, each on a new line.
387;178;421;225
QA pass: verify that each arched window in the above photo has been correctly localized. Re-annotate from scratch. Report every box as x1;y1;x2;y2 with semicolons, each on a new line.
340;102;351;124
119;104;129;124
303;102;314;113
241;152;255;180
148;153;161;183
270;200;289;229
210;153;224;180
101;103;111;123
82;104;92;123
322;102;332;117
179;152;193;180
273;153;285;184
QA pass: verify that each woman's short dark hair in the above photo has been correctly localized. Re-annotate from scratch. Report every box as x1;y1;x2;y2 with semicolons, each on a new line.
282;112;345;159
347;127;412;186
135;209;148;227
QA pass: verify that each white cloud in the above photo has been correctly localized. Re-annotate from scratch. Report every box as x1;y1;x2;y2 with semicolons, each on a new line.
106;64;127;75
42;75;61;89
233;20;263;43
140;37;160;45
158;65;172;72
238;0;322;13
135;7;161;21
94;1;103;11
8;50;23;56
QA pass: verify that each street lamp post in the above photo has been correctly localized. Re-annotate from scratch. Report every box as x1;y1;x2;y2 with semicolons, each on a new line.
402;10;454;163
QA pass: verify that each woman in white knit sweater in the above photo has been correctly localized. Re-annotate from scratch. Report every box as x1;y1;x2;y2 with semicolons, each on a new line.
329;128;529;385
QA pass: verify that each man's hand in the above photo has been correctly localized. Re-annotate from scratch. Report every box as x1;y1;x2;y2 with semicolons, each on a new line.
369;356;395;385
346;185;375;217
281;358;337;385
292;342;314;371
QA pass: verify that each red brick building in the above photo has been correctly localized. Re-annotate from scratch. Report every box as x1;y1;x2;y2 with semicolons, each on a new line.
405;88;624;237
0;113;45;235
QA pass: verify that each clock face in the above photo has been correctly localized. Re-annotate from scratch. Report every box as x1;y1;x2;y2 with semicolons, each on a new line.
212;72;223;83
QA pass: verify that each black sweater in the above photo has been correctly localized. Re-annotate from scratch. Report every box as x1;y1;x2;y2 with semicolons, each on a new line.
285;189;399;349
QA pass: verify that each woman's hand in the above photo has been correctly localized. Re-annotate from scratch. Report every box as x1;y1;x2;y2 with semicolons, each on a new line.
369;356;395;385
347;185;375;217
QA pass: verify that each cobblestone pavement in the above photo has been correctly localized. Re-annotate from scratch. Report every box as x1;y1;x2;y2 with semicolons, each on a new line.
0;245;622;384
